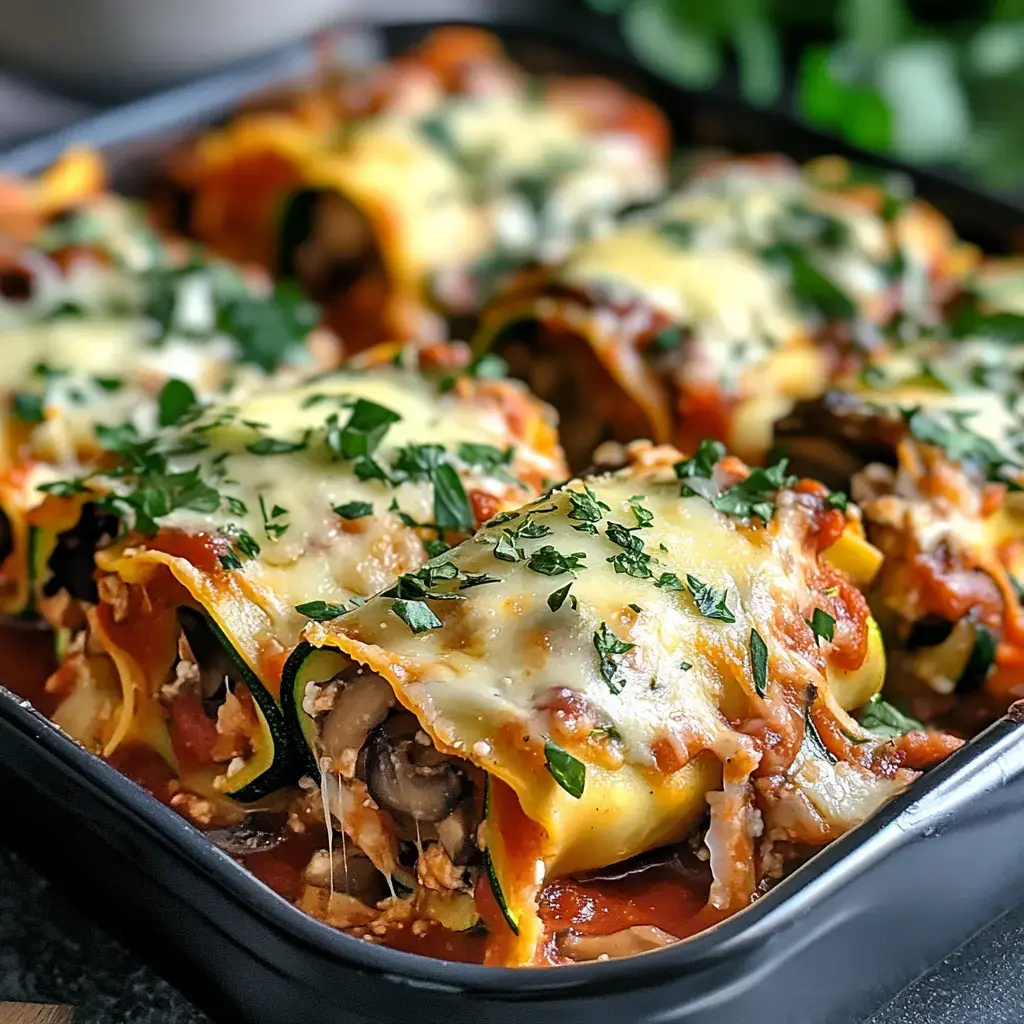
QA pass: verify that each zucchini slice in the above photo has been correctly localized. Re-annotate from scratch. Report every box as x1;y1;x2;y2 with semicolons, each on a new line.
280;640;349;779
198;614;296;801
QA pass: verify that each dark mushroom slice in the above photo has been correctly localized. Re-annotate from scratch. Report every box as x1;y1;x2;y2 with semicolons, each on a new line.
435;796;482;866
303;847;391;907
319;668;396;766
176;606;240;717
205;811;289;857
362;712;467;825
773;390;906;492
279;188;390;352
42;503;119;604
485;314;649;472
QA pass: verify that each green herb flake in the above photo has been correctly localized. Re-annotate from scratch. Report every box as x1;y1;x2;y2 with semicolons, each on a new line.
679;661;693;671
11;392;45;423
567;484;610;533
826;490;848;512
674;439;726;482
685;575;735;623
494;531;524;563
219;550;243;571
547;583;574;612
295;600;350;621
807;607;836;645
527;546;586;576
544;739;586;799
858;695;923;738
750;628;768;698
246;434;309;456
593;622;636;694
392;598;444;634
157;378;199;428
712;458;796;524
655;572;683;591
334;500;373;520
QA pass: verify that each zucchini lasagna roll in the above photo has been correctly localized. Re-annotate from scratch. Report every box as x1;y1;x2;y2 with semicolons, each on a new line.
285;440;959;965
0;185;332;618
475;155;975;468
175;27;669;349
40;344;564;808
776;331;1024;724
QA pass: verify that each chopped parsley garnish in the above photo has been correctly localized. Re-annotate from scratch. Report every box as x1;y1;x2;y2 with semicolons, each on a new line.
494;530;524;563
544;739;586;799
647;324;686;354
93;376;124;393
904;406;1015;481
657;220;697;247
590;724;622;742
594;622;635;694
11;392;44;423
527;546;586;576
685;575;735;623
441;352;508;391
224;525;260;560
246;434;309;456
295;600;352;621
157;378;199;428
628;603;643;613
804;692;838;763
807;607;836;645
826;491;849;512
391;598;443;634
327;399;401;461
655;572;683;590
712;458;796;524
547;583;575;612
629;503;654;529
604;521;654;579
858;695;923;737
259;495;289;540
218;550;242;571
750;628;768;698
424;538;450;559
567;484;610;534
334;500;373;520
762;242;857;321
679;661;693;671
674;439;726;482
957;624;997;693
223;496;248;517
38;478;90;498
432;463;474;532
457;443;513;474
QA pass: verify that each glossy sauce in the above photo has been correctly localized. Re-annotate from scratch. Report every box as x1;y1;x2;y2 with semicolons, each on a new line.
0;622;726;967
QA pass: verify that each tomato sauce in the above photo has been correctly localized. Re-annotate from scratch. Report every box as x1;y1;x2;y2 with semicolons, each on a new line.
0;624;59;714
538;857;724;965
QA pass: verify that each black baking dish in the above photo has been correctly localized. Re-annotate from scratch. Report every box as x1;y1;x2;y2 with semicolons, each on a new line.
4;8;1024;1023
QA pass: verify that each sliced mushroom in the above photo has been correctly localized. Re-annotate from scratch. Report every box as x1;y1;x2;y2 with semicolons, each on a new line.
43;503;118;603
435;797;482;866
363;713;466;824
319;669;395;763
774;391;905;491
205;811;288;856
176;607;238;717
558;925;680;962
303;847;389;907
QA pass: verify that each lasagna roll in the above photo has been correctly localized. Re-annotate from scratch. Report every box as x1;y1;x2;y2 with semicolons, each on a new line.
475;155;975;468
776;332;1024;718
40;345;564;805
285;440;954;965
0;188;332;618
176;27;668;349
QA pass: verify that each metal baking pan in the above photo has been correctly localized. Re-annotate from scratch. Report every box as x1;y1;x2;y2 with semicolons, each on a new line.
4;8;1024;1023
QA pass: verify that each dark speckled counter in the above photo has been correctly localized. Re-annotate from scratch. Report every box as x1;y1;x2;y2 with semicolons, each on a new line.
1;843;1022;1024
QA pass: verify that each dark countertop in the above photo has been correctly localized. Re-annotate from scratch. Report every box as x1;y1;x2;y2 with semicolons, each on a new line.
1;841;1023;1024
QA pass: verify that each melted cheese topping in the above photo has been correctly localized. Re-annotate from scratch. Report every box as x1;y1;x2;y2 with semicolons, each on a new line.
94;366;563;673
309;453;886;962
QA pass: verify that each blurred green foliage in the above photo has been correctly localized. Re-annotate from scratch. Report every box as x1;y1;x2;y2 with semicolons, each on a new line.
591;0;1024;187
